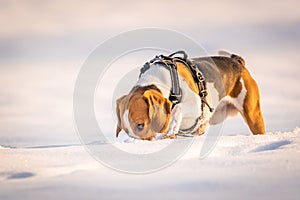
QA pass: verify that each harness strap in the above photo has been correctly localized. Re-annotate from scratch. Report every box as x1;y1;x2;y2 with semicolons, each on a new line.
167;52;214;113
186;59;214;112
177;117;202;136
140;55;182;107
168;50;187;60
157;60;182;107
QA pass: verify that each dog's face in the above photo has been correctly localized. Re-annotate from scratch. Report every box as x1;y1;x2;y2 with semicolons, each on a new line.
116;85;172;140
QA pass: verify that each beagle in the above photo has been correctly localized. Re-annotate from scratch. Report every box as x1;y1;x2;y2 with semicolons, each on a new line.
116;51;265;140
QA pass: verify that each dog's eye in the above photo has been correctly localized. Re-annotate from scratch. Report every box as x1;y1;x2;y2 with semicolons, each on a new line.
136;123;144;131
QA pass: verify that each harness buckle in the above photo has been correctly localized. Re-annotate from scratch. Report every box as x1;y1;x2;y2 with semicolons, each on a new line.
169;91;182;106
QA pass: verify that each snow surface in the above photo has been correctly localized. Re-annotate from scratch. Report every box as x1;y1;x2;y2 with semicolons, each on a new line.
1;128;300;200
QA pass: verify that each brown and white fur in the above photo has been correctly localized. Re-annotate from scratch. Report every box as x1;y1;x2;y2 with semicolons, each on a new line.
116;51;265;140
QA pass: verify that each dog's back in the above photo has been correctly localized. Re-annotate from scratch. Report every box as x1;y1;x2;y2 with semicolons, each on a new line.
191;54;244;99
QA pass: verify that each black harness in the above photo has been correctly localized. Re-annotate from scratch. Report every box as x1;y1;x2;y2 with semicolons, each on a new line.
139;51;214;135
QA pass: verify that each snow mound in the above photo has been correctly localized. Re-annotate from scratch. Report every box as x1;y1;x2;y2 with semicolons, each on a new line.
0;145;9;149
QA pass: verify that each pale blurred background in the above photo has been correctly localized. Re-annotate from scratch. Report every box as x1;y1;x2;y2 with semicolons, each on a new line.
0;0;299;147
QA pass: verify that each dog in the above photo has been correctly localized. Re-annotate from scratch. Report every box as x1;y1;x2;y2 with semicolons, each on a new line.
115;51;265;140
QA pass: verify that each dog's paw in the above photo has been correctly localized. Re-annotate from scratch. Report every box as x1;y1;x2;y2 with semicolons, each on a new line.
196;120;209;135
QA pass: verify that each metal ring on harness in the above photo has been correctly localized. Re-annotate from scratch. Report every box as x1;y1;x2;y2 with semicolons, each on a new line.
168;50;188;60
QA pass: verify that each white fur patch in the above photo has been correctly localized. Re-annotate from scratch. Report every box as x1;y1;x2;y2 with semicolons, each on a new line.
166;103;183;137
123;110;140;139
227;78;247;112
136;64;172;97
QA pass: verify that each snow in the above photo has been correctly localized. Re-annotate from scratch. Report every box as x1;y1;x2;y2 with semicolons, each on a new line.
1;0;300;199
1;128;300;200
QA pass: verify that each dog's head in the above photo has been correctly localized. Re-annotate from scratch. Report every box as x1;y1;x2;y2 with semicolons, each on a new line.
115;85;172;140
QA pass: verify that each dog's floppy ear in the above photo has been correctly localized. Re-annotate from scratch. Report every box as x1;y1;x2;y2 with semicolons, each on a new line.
115;95;127;137
143;90;172;133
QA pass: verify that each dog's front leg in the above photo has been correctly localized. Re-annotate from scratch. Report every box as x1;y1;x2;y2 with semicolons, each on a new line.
155;104;182;140
165;103;183;138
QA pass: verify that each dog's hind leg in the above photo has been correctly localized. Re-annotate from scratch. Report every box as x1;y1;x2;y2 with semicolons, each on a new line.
208;98;238;125
241;69;265;134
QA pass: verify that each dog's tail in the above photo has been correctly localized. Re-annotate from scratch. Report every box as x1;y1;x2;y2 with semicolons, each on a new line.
218;50;245;67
